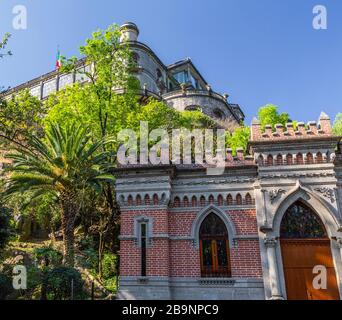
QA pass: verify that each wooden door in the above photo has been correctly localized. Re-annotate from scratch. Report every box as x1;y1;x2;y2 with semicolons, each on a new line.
281;239;340;300
199;213;231;278
200;238;230;277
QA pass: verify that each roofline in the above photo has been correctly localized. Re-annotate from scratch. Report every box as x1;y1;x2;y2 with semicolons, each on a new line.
1;57;87;97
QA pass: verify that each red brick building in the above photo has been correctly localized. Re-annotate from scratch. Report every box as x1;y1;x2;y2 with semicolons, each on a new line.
116;114;342;300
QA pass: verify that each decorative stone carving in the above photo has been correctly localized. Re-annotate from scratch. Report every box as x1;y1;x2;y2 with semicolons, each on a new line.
264;237;277;248
269;189;286;204
336;238;342;249
314;187;335;203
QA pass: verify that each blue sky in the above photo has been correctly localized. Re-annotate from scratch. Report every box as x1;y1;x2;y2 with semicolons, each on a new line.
0;0;341;124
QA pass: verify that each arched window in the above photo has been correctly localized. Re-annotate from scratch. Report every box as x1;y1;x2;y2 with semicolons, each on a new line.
306;153;313;164
200;196;206;206
280;201;327;239
199;213;231;278
286;154;293;165
267;155;274;166
132;52;140;64
227;194;233;206
218;195;224;206
128;195;133;206
144;195;150;205
236;194;242;205
276;154;283;165
192;196;197;207
136;195;142;206
174;197;180;207
257;155;264;165
213;109;225;120
209;195;215;204
316;152;323;163
296;153;303;165
153;194;159;205
245;193;252;205
183;196;189;207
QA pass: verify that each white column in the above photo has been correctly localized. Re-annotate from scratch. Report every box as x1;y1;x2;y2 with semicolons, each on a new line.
264;237;284;300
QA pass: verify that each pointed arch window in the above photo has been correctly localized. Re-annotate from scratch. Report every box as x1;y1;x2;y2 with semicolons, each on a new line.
199;213;231;278
236;194;242;205
286;154;293;165
280;201;327;239
267;155;274;166
316;152;323;163
227;194;233;206
306;153;313;164
296;153;304;165
276;154;283;165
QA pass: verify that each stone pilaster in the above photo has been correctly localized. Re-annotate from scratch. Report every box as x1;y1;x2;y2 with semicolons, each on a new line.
264;237;284;300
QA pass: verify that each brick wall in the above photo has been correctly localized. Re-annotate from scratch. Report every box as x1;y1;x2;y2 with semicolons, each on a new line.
120;207;262;279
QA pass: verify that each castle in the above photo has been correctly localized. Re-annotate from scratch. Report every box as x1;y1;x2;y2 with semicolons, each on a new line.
3;23;342;300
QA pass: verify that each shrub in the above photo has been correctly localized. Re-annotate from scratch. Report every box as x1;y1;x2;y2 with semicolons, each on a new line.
0;272;13;300
34;247;62;267
0;206;12;250
102;253;118;280
46;267;84;300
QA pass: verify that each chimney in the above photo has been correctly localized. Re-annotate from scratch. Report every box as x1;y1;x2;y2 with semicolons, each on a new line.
251;117;261;140
120;22;139;42
319;112;332;134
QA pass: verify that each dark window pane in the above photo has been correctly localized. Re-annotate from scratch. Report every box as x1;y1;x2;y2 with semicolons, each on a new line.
216;239;228;267
141;223;146;238
202;240;213;267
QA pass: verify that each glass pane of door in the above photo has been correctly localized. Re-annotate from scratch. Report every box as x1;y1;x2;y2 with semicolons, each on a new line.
216;239;228;267
201;239;214;276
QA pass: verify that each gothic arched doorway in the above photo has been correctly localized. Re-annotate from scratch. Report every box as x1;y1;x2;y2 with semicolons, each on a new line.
280;201;340;300
199;213;231;277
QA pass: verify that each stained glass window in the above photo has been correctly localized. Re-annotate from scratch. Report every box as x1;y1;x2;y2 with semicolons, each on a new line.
200;213;228;237
280;201;327;239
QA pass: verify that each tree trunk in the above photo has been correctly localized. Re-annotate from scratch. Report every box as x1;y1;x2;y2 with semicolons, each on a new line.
61;192;78;267
98;232;103;278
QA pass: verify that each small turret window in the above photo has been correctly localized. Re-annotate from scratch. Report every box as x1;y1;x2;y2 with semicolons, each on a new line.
213;109;225;120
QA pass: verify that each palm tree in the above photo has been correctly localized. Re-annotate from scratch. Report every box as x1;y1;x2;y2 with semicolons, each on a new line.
4;122;115;266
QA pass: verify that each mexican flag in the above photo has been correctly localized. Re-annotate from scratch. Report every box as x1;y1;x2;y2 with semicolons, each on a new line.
56;49;62;70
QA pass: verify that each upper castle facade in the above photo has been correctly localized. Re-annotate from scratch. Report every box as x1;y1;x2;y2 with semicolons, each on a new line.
2;22;244;126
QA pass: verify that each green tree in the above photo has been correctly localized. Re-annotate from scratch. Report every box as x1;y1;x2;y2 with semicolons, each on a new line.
0;90;46;149
43;23;214;275
226;126;250;155
0;206;12;251
4;122;115;266
0;33;12;93
258;104;290;131
0;33;11;59
333;113;342;136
